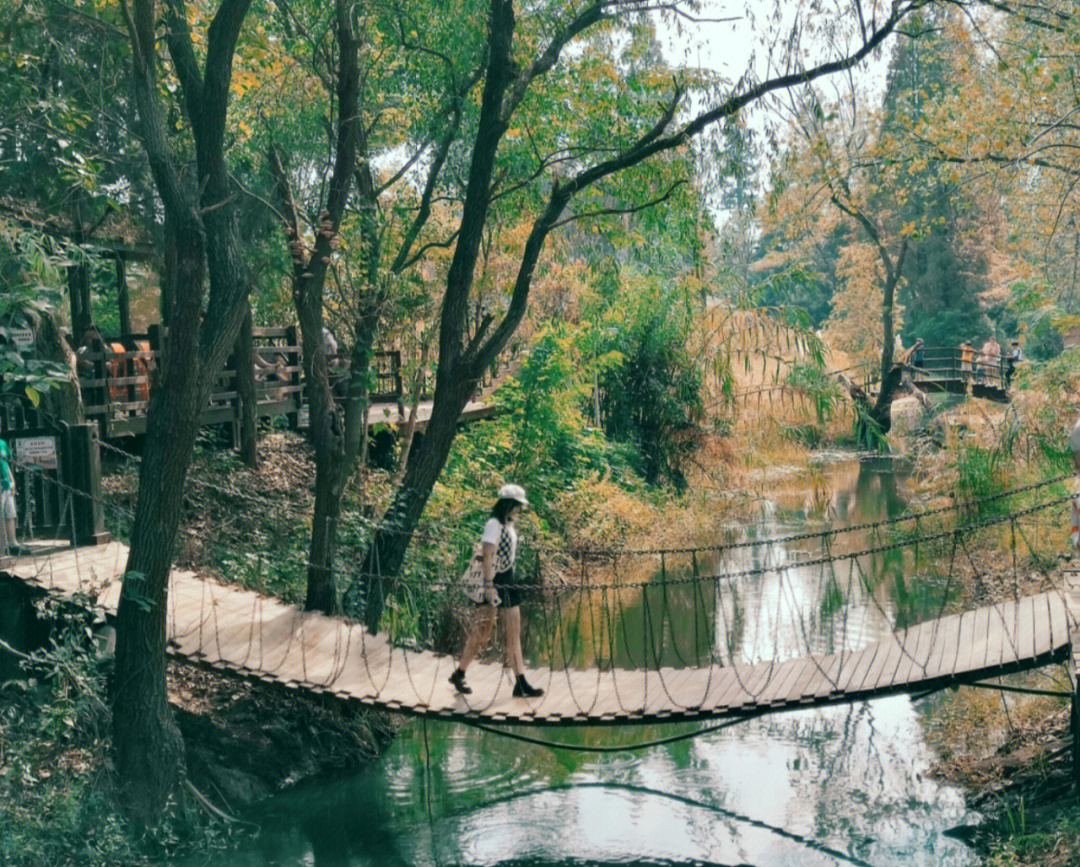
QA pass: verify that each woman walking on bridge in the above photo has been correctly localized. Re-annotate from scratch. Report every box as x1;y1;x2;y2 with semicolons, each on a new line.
450;485;544;699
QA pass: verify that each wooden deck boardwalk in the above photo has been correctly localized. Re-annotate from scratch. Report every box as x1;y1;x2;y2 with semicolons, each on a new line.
3;542;1070;725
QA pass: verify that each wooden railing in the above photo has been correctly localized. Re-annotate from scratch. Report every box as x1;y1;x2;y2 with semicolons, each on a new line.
907;345;1012;395
76;325;403;438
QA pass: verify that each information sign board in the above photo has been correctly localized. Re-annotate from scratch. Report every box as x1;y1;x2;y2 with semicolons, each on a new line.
16;436;58;470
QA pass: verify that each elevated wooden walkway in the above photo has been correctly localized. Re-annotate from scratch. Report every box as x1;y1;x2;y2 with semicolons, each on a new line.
3;542;1071;725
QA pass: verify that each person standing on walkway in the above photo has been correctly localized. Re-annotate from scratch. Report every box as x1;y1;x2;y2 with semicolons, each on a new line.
979;336;1001;385
910;338;925;370
450;484;544;699
1005;340;1022;387
0;440;17;556
959;340;975;380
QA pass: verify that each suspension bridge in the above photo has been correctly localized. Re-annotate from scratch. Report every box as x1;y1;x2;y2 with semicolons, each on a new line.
2;448;1078;741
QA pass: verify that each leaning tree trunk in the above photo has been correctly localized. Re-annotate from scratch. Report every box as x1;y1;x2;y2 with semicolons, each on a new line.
868;265;902;434
360;370;475;630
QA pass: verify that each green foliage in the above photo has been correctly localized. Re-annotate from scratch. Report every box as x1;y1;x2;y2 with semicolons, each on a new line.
778;422;824;448
593;277;704;488
0;219;75;400
440;327;641;535
0;597;234;866
879;14;993;348
852;404;889;453
749;242;841;329
1007;281;1065;361
784;362;844;423
1025;314;1065;362
950;414;1021;518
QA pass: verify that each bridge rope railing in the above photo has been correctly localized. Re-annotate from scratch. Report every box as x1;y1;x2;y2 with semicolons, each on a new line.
7;407;1074;723
339;492;1066;691
8;465;1072;722
88;423;1073;563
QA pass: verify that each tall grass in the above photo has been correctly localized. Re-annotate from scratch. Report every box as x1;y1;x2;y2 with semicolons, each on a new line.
950;413;1021;518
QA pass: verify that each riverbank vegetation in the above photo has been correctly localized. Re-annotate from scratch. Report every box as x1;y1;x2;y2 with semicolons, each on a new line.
0;583;396;866
896;354;1080;864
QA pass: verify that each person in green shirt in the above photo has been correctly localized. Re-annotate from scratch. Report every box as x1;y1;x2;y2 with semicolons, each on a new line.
0;440;16;556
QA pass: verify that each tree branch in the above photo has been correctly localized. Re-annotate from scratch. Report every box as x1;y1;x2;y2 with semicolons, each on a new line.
550;180;688;229
396;229;461;272
470;0;924;379
121;0;189;220
200;0;255;166
163;0;204;112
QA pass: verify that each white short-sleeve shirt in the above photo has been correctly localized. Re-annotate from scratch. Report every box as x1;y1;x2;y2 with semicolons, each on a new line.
481;517;517;573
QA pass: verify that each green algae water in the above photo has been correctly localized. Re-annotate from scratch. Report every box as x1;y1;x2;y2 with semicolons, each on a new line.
202;457;976;866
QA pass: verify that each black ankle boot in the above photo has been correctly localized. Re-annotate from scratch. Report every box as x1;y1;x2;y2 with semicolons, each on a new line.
449;668;472;695
512;674;543;698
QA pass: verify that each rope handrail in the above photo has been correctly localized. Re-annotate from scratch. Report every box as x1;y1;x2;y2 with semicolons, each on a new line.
7;452;1069;729
90;426;1072;562
527;473;1072;558
347;493;1070;592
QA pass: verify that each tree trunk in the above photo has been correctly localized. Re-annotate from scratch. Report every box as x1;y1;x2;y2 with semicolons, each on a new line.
237;305;256;467
306;441;345;613
302;321;376;614
360;371;473;629
878;270;896;387
112;227;205;819
113;0;255;819
868;269;903;434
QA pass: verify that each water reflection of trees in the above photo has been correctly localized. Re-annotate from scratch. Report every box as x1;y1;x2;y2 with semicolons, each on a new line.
523;458;960;676
365;697;969;866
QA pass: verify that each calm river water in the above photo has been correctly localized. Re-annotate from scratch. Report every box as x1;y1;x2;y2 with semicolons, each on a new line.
202;456;976;867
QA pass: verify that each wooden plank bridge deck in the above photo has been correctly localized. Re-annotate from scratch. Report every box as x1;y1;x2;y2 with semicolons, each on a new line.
3;542;1072;725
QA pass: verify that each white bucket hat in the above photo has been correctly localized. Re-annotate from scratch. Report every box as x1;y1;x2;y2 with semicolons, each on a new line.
497;483;529;507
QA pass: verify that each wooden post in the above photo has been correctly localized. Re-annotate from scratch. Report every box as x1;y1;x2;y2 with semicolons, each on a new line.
223;349;240;451
62;422;110;546
285;325;301;431
68;261;92;340
146;323;164;355
1065;570;1080;789
236;307;256;466
394;350;404;417
146;322;166;379
97;341;112;440
116;256;132;337
146;323;164;399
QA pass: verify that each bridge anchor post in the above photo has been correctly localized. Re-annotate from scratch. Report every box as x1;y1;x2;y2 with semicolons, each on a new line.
62;422;110;546
1066;570;1080;790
